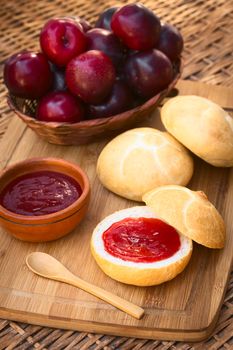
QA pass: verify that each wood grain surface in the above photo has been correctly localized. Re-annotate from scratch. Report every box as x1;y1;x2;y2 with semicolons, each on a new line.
0;80;233;342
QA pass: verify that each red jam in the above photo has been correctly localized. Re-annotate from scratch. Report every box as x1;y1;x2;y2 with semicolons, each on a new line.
103;217;181;263
0;170;82;216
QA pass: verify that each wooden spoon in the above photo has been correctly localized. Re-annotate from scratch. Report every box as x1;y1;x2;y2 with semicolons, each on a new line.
26;252;144;319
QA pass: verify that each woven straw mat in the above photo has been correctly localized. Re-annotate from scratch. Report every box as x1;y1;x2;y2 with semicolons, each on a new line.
0;0;233;349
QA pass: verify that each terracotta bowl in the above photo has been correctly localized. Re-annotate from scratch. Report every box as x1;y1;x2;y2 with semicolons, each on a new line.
0;157;90;242
7;60;181;145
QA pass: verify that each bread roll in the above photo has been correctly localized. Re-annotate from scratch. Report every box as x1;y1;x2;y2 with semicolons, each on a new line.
161;95;233;167
143;185;226;248
91;206;193;286
97;127;193;201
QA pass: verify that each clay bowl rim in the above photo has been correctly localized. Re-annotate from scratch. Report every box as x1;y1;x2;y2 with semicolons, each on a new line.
0;157;90;225
7;59;182;130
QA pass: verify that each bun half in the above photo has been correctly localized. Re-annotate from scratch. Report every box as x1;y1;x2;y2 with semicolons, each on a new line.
143;185;226;248
91;206;193;286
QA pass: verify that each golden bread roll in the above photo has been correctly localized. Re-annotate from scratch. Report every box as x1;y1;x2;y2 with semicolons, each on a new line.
143;185;226;248
97;127;193;201
161;95;233;167
91;206;193;286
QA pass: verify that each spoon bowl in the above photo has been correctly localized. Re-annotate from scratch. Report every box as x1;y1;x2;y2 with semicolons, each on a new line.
26;252;144;319
26;252;73;279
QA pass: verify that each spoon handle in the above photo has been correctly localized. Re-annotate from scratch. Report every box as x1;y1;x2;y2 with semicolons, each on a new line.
57;273;144;319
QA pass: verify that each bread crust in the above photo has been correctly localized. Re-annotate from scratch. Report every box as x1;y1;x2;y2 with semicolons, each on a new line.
161;95;233;167
97;127;193;201
91;206;193;286
143;185;226;248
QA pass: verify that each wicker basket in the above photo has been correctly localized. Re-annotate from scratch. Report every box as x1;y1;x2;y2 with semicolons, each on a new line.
7;61;181;145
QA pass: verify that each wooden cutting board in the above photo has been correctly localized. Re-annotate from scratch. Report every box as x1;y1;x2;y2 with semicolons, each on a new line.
0;80;233;342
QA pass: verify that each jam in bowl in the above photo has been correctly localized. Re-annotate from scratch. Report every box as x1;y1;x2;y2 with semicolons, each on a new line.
0;157;90;242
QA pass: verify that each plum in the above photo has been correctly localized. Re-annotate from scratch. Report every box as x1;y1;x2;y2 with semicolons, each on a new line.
66;50;116;104
124;49;173;98
111;4;161;50
36;91;84;123
4;51;52;99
